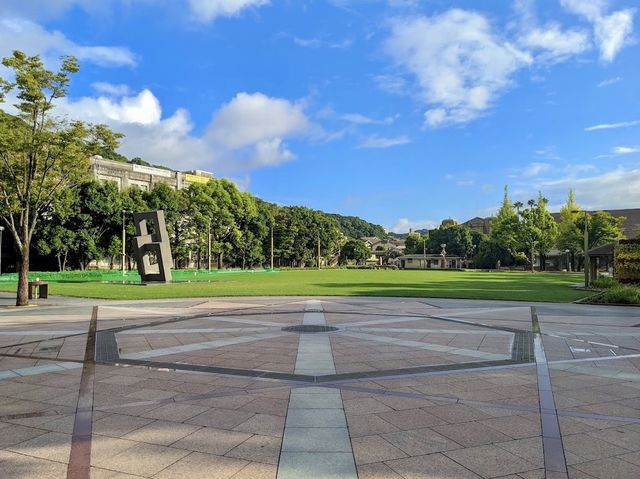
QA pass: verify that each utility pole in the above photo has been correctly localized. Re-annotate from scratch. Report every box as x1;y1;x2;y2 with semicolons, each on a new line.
583;213;590;287
121;210;129;275
0;225;4;275
422;236;426;269
317;232;321;270
208;218;212;272
270;223;274;270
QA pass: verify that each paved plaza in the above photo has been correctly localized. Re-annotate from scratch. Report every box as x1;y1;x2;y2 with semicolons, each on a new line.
1;294;640;478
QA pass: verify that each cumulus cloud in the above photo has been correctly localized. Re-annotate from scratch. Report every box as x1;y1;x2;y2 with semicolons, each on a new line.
519;23;590;62
560;0;635;62
389;218;438;234
0;18;136;67
358;134;410;149
535;167;640;210
384;10;532;128
51;88;311;173
188;0;270;23
523;162;552;177
92;82;132;96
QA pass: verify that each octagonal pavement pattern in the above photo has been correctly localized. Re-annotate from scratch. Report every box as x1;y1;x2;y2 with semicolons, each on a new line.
1;293;640;478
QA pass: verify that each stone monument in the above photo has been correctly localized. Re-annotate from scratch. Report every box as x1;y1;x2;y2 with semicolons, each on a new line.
131;210;173;282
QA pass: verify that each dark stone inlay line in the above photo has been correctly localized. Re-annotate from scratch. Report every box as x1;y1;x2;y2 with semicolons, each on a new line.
532;306;569;479
282;325;340;333
66;306;98;479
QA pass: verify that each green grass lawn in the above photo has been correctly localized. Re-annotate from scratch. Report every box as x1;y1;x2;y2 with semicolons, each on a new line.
0;269;589;302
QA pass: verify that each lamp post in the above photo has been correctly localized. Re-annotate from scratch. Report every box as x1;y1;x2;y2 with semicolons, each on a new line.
0;225;4;275
317;231;321;270
564;249;571;272
422;237;427;270
121;210;130;275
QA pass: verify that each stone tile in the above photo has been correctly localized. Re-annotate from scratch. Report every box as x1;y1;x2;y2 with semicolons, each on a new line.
445;444;538;478
351;435;408;464
231;462;277;479
93;414;155;437
479;414;541;439
277;452;357;479
497;437;544;468
281;427;352;452
90;436;138;464
95;442;190;476
343;398;394;415
285;408;347;428
7;431;71;463
289;393;343;409
574;457;640;479
0;423;47;447
154;451;248;479
357;462;404;479
433;421;512;447
226;434;281;464
187;408;255;429
587;426;640;450
0;450;68;479
172;427;252;455
386;453;481;479
346;414;400;437
376;408;446;430
563;433;632;463
122;420;201;445
382;427;462;455
141;403;209;422
239;397;289;416
428;403;492;424
233;413;284;437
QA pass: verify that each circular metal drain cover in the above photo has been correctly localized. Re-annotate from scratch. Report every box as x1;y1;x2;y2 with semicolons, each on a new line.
281;325;339;333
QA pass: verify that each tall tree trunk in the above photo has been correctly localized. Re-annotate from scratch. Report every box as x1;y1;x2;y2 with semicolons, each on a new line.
530;249;535;273
16;246;29;306
217;252;223;270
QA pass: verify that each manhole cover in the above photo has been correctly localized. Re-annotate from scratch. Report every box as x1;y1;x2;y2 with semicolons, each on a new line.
281;325;340;333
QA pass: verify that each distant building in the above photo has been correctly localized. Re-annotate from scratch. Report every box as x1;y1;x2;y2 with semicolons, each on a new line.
397;254;464;269
462;216;493;235
89;156;213;191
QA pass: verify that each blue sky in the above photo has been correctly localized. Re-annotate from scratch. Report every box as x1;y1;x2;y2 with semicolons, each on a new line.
0;0;638;232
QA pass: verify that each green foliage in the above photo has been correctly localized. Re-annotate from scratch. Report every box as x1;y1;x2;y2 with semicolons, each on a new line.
0;50;122;305
591;276;618;289
340;239;370;264
516;194;558;271
489;185;520;264
327;214;385;239
427;224;473;257
404;232;426;254
615;240;640;284
597;285;640;304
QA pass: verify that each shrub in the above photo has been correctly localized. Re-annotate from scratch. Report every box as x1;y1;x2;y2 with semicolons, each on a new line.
597;285;640;304
591;276;618;289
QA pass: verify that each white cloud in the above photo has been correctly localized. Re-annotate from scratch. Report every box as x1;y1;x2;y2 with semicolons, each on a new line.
207;92;309;150
523;162;552;177
597;76;622;87
358;134;410;149
0;18;136;67
535;167;640;210
389;218;438;234
613;146;640;155
385;10;532;128
188;0;269;23
51;88;311;173
341;113;395;125
519;24;590;62
585;119;640;131
92;82;132;96
560;0;635;62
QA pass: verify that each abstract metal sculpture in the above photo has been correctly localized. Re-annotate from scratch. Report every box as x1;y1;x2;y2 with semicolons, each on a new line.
131;210;173;282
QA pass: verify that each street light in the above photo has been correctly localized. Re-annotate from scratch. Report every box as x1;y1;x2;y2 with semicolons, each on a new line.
422;236;427;269
208;218;212;272
122;210;132;275
0;225;4;275
270;222;274;270
564;249;571;272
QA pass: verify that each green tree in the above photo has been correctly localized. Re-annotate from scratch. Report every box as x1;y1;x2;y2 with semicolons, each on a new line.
576;211;625;250
427;224;473;257
0;51;117;305
556;189;582;268
517;194;558;272
339;239;370;265
490;185;519;264
404;232;426;254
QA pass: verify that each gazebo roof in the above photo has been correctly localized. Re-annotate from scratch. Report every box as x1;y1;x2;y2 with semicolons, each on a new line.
587;242;616;257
